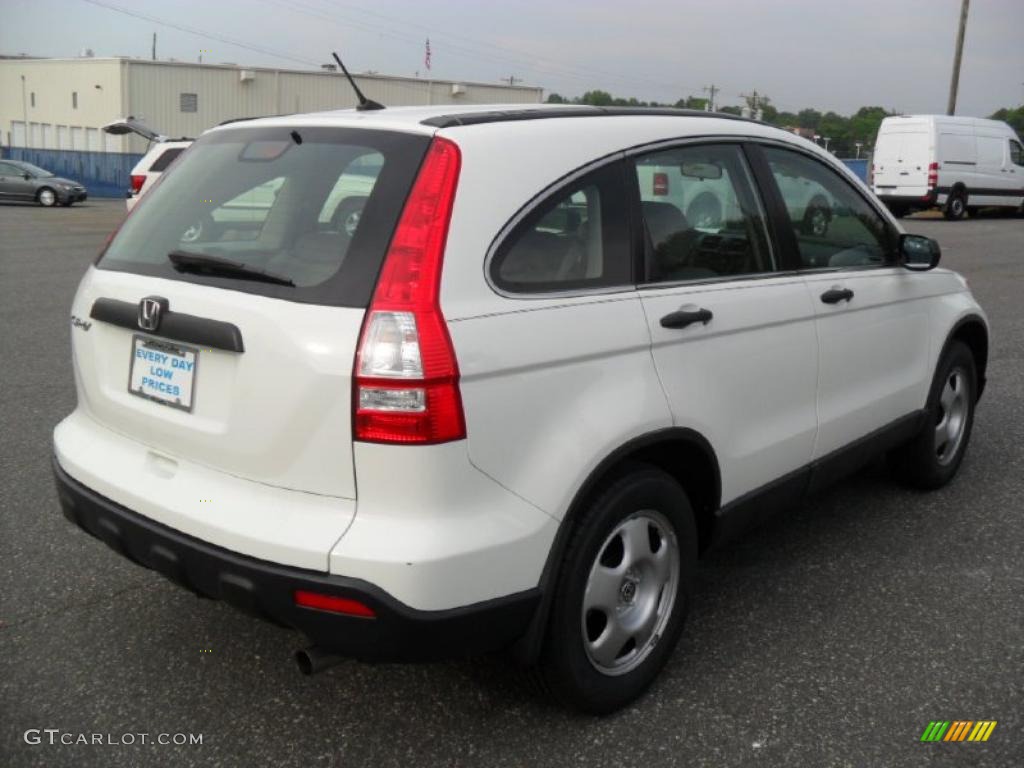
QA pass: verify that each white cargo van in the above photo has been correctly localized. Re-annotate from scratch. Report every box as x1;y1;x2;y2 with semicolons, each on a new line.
871;115;1024;219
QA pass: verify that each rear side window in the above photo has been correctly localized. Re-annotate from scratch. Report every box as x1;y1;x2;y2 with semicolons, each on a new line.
98;127;429;307
149;146;186;172
491;163;631;293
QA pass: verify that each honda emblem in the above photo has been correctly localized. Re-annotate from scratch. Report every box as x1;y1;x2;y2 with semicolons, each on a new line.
138;296;166;332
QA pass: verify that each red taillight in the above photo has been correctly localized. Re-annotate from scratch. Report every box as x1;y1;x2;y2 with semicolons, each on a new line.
652;172;669;196
354;137;466;444
130;174;146;194
927;161;939;189
294;590;376;618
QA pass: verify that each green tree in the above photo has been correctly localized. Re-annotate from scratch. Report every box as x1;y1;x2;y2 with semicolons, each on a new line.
545;92;568;104
797;108;822;130
817;111;849;152
774;111;799;127
990;106;1024;138
674;95;708;110
719;105;742;116
579;89;615;106
848;106;892;148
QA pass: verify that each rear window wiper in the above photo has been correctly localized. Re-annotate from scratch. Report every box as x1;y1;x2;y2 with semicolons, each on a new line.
168;250;295;287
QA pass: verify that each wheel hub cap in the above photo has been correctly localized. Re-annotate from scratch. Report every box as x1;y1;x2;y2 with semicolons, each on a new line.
935;367;968;465
581;510;680;676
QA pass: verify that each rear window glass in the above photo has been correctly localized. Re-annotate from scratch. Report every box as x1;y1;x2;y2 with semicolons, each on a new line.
98;126;429;307
149;146;185;172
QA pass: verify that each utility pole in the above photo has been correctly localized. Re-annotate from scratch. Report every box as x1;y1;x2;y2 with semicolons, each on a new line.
703;84;718;112
502;75;523;87
740;90;766;120
946;0;970;115
151;32;156;61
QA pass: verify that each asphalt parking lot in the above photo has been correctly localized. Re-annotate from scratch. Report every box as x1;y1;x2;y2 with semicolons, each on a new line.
1;199;1021;768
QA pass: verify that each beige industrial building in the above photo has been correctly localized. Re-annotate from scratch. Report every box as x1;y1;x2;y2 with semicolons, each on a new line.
0;56;544;153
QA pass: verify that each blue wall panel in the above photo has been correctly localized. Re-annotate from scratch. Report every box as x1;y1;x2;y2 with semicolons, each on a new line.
841;158;869;183
2;148;144;199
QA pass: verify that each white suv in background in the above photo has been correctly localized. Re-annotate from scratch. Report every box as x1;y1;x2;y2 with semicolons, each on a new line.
102;117;192;210
56;105;989;713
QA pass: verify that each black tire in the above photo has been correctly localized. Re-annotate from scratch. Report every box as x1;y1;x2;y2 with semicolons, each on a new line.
943;189;967;220
802;201;832;236
36;187;57;207
891;341;977;490
332;196;368;237
535;464;697;714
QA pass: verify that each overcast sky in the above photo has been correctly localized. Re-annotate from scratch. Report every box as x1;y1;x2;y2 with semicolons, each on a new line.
3;0;1022;116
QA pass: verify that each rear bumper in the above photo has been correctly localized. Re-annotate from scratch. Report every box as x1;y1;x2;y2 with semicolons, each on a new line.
54;457;540;662
875;191;936;209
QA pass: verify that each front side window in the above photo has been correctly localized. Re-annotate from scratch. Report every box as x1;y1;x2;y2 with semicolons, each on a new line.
633;144;772;283
98;126;429;307
763;146;894;270
491;163;631;292
1010;140;1024;167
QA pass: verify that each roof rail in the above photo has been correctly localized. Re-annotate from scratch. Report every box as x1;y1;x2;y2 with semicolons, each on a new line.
217;114;294;127
421;106;756;129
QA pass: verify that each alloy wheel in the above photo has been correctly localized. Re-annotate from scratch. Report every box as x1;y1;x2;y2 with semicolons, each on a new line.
935;368;968;465
581;510;680;676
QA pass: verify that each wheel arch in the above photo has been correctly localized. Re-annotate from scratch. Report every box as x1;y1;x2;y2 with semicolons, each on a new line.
944;314;988;400
512;427;721;665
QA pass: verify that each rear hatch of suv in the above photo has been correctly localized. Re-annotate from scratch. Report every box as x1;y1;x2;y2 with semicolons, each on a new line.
63;122;430;564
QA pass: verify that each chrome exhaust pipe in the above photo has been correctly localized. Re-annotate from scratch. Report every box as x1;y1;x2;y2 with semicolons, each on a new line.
295;646;343;675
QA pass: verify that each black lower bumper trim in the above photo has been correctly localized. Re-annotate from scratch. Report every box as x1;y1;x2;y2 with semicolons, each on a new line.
877;192;936;210
53;458;540;662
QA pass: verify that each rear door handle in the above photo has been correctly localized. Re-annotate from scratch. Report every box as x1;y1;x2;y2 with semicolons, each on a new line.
660;306;713;329
820;287;854;304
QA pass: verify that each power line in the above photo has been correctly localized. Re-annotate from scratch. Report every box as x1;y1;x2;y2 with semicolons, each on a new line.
258;0;711;96
79;0;321;67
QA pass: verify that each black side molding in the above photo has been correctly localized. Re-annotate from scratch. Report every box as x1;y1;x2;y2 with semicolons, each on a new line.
90;298;245;353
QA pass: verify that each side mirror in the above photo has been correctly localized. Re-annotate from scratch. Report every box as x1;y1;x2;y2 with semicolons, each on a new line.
23;173;32;180
899;233;941;271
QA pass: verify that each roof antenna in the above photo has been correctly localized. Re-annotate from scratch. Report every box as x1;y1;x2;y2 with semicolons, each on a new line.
332;52;384;111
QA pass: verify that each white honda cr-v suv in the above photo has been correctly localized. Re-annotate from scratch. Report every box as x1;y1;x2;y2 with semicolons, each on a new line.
54;104;989;714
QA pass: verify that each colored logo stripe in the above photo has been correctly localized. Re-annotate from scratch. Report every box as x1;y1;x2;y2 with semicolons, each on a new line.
921;721;996;742
921;722;950;742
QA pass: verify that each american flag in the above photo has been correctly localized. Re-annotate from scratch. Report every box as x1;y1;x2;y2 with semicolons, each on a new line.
424;38;431;71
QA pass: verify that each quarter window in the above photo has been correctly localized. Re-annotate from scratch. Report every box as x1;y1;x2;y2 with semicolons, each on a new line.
1010;140;1024;167
633;144;773;283
149;147;186;172
762;146;894;270
491;163;631;292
